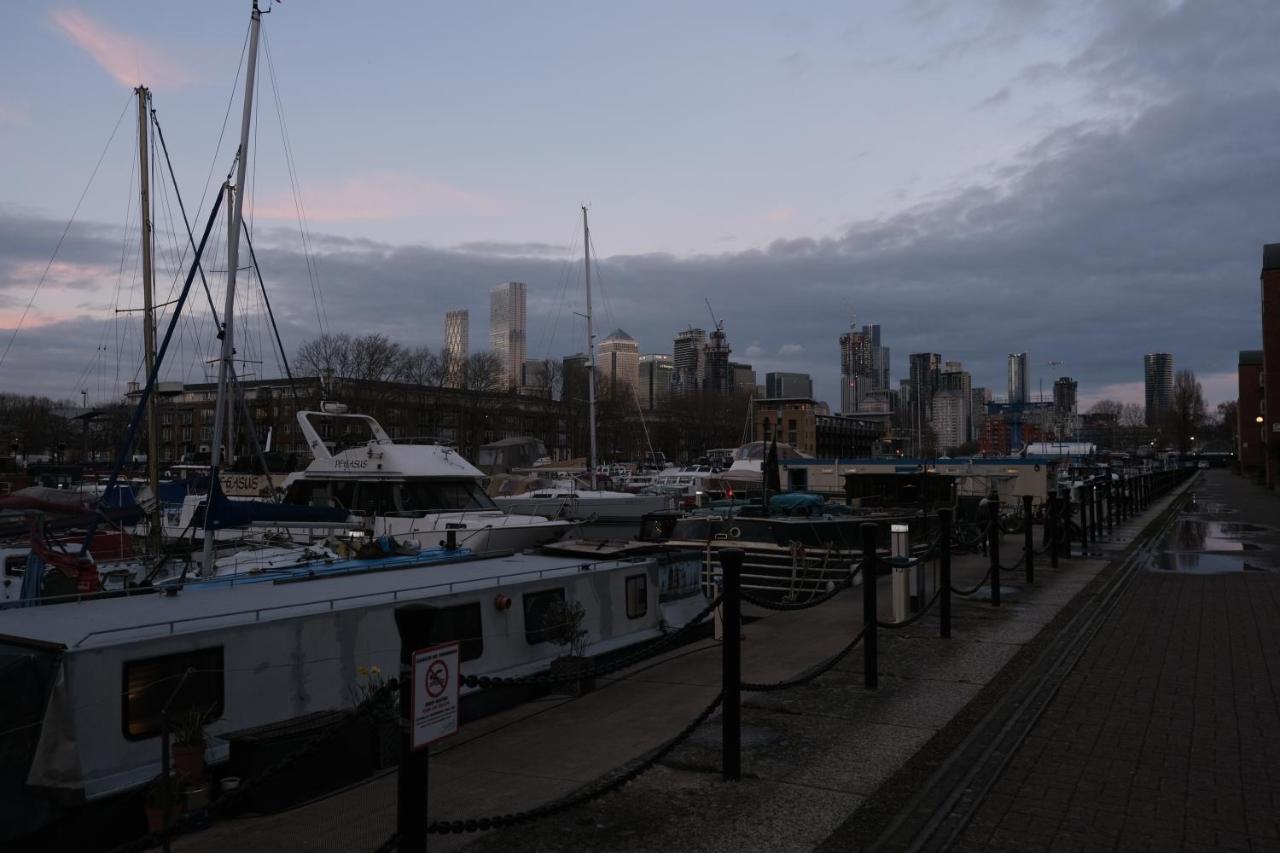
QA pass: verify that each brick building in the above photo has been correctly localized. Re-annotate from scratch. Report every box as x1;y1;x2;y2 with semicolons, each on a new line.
1238;350;1264;471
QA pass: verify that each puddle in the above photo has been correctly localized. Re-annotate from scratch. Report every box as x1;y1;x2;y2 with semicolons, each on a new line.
1184;500;1237;515
1149;552;1270;574
1159;521;1263;552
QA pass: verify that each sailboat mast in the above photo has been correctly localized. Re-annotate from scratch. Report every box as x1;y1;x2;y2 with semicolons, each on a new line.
583;205;597;490
202;0;262;574
135;86;161;544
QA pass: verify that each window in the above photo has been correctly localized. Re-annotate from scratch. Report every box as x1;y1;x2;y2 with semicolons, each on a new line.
5;554;26;576
122;647;224;740
427;603;484;662
625;575;647;619
399;481;498;513
523;588;566;645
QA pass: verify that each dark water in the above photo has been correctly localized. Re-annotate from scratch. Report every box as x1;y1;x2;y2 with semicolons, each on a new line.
1150;552;1266;574
1147;502;1271;574
1156;521;1264;552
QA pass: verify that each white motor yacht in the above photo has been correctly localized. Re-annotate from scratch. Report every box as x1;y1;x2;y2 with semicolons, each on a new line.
493;475;674;523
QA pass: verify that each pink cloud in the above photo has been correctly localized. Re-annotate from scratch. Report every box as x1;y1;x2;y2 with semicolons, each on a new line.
0;96;31;125
248;173;501;223
51;8;192;90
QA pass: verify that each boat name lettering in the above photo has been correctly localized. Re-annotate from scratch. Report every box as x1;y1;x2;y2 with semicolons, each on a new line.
333;459;369;470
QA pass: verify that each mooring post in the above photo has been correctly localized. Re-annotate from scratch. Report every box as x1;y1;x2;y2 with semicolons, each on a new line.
861;523;878;690
395;603;439;853
987;489;1001;606
1079;485;1090;554
938;508;952;639
1093;483;1104;541
1023;494;1034;585
720;547;743;781
1105;473;1114;533
1047;494;1059;568
1061;491;1072;559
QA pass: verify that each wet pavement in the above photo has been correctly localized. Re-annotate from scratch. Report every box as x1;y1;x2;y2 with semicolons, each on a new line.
957;469;1280;852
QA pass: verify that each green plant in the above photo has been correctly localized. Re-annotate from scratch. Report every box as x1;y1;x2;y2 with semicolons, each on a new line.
543;599;589;658
350;664;397;719
173;707;210;748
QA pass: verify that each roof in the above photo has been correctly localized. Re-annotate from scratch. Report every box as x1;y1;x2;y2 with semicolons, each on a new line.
602;328;634;341
0;552;656;649
1264;244;1280;271
1240;350;1264;365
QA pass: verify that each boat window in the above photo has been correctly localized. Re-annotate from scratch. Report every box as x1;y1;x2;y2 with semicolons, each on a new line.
4;554;24;576
625;574;647;619
122;647;224;741
399;481;497;513
283;480;355;510
523;588;567;645
426;603;484;662
352;482;399;517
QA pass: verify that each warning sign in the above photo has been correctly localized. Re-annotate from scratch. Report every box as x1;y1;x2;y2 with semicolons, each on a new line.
411;642;460;751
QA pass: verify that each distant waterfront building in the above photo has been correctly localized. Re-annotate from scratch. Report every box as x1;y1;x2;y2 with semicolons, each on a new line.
731;362;756;396
932;389;969;451
1053;377;1078;418
520;359;552;398
839;319;887;414
598;328;639;399
561;353;589;404
1007;352;1029;404
937;361;972;444
444;310;468;388
672;328;705;396
489;282;527;388
1238;350;1264;470
638;354;673;411
766;372;813;398
971;386;991;441
1144;352;1173;427
703;327;733;395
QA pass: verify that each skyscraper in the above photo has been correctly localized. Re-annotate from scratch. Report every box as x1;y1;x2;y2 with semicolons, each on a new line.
1007;352;1029;404
638;354;673;411
938;361;972;443
766;372;814;398
672;328;705;396
730;362;756;396
702;327;733;395
444;310;468;388
840;325;872;413
1144;353;1173;427
489;282;527;388
598;328;639;398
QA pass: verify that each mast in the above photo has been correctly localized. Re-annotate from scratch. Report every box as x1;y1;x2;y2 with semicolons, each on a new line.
583;205;597;490
202;0;262;574
135;85;161;548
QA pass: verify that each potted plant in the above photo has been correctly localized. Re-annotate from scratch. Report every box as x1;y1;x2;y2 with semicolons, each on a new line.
544;599;594;695
350;664;400;770
171;707;209;784
142;773;183;833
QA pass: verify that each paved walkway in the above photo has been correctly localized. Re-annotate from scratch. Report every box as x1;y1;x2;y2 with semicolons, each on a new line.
957;470;1280;852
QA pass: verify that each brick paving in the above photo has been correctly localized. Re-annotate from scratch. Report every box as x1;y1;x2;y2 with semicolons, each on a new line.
957;472;1280;852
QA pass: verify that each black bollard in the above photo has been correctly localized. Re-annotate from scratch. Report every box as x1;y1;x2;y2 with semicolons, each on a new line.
939;508;952;639
1079;486;1090;554
395;603;440;853
988;490;1001;607
1047;494;1059;568
1023;494;1034;585
720;548;743;781
1105;476;1114;533
1061;492;1073;559
861;523;878;690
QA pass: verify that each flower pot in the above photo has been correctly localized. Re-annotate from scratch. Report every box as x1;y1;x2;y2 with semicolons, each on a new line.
172;744;206;783
184;784;209;811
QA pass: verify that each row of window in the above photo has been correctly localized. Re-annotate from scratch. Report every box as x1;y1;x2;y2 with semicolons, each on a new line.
121;578;649;740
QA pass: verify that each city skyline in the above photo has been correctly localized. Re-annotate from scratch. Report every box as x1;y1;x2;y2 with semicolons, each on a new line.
0;2;1263;411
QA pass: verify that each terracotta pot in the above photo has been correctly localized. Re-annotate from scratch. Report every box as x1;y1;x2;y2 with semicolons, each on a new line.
172;744;206;783
144;805;176;834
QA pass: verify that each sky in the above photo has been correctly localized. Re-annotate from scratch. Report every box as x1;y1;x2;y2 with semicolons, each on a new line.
0;0;1274;412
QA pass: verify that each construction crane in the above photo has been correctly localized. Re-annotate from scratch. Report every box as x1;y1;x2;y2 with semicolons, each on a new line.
705;298;724;334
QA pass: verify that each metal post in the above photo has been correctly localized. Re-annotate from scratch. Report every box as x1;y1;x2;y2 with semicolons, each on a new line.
1061;492;1072;559
395;604;439;853
1094;484;1103;540
1047;494;1059;568
1079;486;1090;553
720;548;743;781
861;523;878;690
1106;476;1114;533
938;508;951;639
988;493;1000;607
1023;494;1034;585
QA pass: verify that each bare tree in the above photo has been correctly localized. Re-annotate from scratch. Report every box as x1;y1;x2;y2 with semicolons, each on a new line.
1119;403;1145;428
395;346;445;386
462;352;505;393
1167;369;1207;454
1088;399;1122;419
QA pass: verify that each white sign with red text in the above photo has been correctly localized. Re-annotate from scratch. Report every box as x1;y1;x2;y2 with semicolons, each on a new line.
410;642;459;750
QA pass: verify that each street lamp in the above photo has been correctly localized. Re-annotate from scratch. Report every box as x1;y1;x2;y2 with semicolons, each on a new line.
1257;416;1265;424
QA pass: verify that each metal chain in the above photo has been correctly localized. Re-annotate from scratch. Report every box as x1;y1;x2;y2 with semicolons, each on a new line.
738;562;861;611
460;594;723;689
876;587;943;630
949;563;995;597
740;627;867;692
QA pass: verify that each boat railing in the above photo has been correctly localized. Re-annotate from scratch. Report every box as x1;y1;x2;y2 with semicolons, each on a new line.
73;556;645;648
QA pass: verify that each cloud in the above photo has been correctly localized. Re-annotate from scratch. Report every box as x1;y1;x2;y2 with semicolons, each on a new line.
0;97;30;125
50;9;193;90
974;86;1011;110
778;344;805;356
248;173;500;223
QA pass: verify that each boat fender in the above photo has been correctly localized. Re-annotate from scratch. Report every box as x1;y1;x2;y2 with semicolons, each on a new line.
494;593;512;611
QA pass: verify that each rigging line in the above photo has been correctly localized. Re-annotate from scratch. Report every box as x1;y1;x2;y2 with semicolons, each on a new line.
192;23;250;244
0;93;133;374
541;223;581;361
242;223;301;405
262;32;329;335
588;233;621;338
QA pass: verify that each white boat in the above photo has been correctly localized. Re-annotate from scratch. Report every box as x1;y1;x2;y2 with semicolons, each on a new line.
0;546;707;836
493;476;674;523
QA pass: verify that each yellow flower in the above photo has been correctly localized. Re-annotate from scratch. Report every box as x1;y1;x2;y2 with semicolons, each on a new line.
357;666;369;677
370;665;381;676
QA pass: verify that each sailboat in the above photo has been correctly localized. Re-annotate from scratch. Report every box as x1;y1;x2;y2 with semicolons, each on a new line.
494;208;674;524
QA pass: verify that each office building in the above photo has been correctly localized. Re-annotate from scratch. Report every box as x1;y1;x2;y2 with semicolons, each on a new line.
703;327;733;395
766;372;814;399
489;282;527;389
598;328;639;399
1007;352;1029;404
937;361;972;444
672;328;705;396
444;310;468;388
731;362;756;396
638;354;673;411
1144;352;1173;427
520;359;552;398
